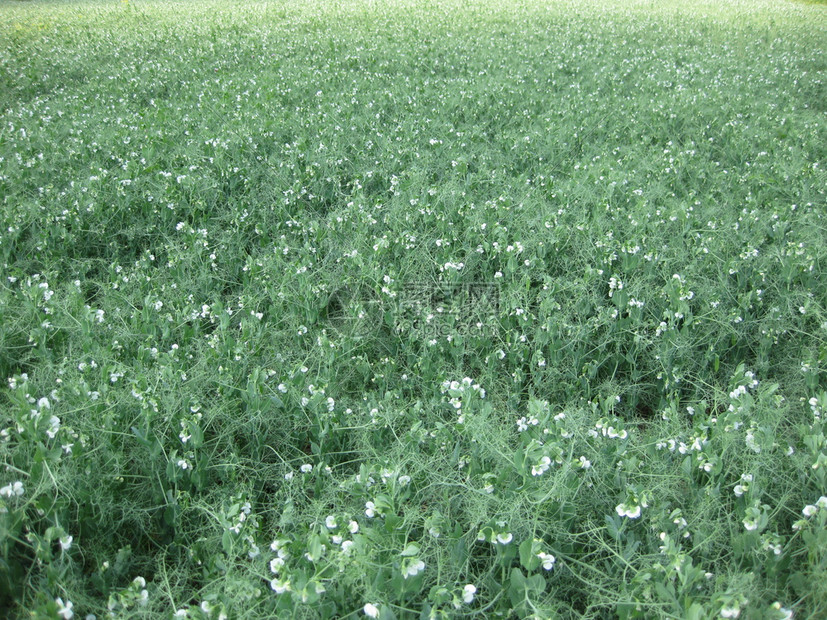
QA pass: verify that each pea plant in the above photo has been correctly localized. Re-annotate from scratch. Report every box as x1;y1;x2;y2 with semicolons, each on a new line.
0;0;825;617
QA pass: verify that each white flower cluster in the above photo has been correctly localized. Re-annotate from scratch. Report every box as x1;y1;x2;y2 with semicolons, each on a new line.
441;261;465;271
729;370;759;401
808;396;823;421
615;502;643;519
537;551;556;570
517;415;539;432
401;558;425;579
441;377;485;424
733;473;753;497
591;418;628;439
656;433;709;454
477;521;513;545
616;487;650;519
268;538;292;594
801;496;827;518
531;456;551;477
608;276;623;297
0;481;24;498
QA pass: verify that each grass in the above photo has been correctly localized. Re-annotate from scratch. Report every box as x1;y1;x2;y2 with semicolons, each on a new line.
0;0;826;617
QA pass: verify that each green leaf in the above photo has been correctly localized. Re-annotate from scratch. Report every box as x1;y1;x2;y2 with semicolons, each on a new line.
44;526;61;542
164;505;178;527
605;515;621;541
401;542;420;556
654;580;676;604
451;538;467;565
685;602;704;620
526;573;546;595
508;567;527;606
519;538;541;571
379;607;398;620
307;534;323;561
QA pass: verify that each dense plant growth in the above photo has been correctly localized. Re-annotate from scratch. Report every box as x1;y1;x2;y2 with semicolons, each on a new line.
0;0;825;617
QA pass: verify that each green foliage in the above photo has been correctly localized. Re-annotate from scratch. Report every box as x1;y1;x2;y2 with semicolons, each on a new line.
0;0;825;617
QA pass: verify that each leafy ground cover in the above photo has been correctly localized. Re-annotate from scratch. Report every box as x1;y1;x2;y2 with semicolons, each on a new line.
0;0;826;617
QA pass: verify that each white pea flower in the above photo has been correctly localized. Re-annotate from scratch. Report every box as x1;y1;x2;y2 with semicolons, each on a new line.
269;558;284;574
537;551;556;570
55;598;74;619
616;503;642;519
496;532;513;545
462;584;477;603
0;481;24;498
363;603;380;618
531;456;551;477
46;416;61;439
402;558;425;578
770;602;793;620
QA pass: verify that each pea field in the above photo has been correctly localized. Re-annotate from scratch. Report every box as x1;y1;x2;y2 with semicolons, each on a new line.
1;0;826;617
